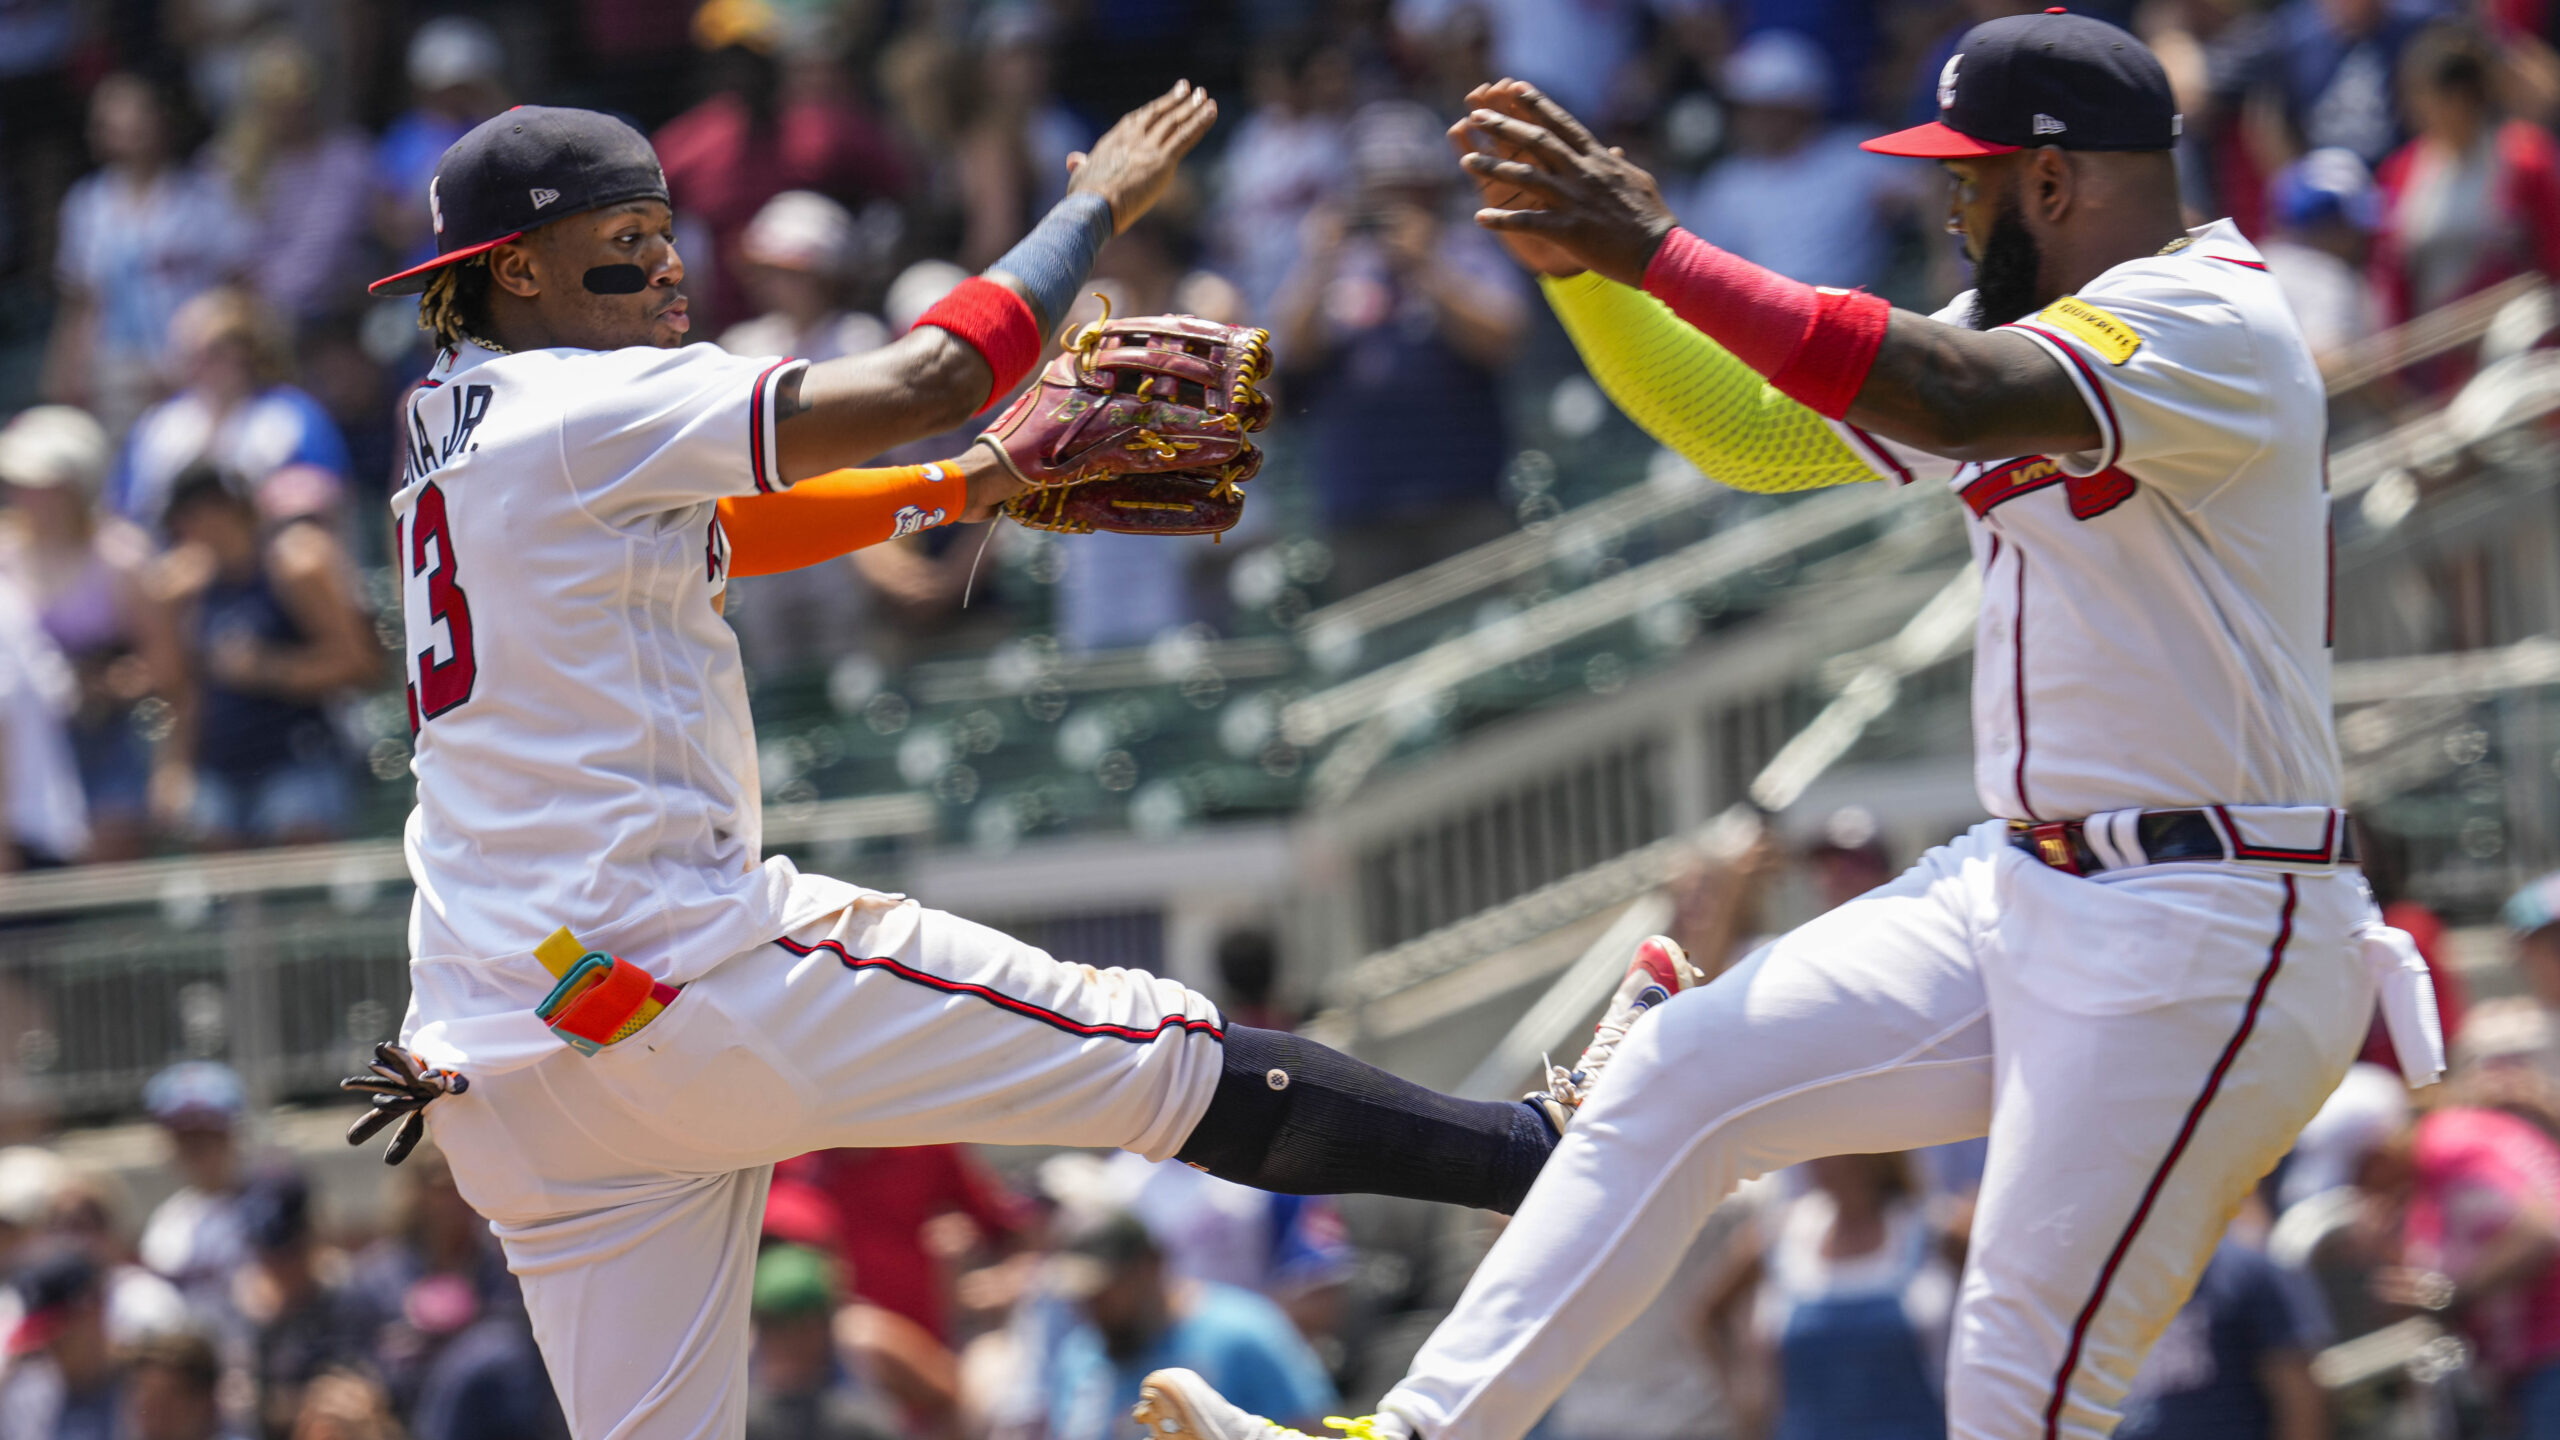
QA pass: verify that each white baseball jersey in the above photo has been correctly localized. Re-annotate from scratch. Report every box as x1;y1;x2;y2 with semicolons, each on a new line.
1833;219;2340;822
1359;220;2414;1440
394;348;1234;1440
391;338;875;1067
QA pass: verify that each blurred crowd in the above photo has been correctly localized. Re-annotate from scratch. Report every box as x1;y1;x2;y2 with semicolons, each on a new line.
16;825;2560;1439
2;2;2560;1439
0;0;2545;866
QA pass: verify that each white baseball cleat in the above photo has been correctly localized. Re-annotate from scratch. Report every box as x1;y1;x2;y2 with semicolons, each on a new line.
1527;934;1703;1132
1134;1369;1408;1440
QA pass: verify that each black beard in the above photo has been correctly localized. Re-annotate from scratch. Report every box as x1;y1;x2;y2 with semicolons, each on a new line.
1967;198;2044;329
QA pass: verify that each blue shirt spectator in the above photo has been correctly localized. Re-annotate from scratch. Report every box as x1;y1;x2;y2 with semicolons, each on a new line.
373;18;510;271
109;289;350;531
2224;0;2442;167
1675;31;1914;291
1045;1213;1337;1440
2114;1239;2332;1440
1050;1282;1336;1440
1276;103;1527;593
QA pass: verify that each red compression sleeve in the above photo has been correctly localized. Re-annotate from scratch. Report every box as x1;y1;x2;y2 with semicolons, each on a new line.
1639;228;1892;420
718;465;959;577
911;277;1042;413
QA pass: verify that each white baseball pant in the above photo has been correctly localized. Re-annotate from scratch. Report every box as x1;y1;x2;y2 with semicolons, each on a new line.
1377;818;2376;1440
422;888;1226;1440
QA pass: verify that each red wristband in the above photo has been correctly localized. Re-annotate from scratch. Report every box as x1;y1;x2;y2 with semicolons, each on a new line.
1640;228;1891;420
912;276;1042;412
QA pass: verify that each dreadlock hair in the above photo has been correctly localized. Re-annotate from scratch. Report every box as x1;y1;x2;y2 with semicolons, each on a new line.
418;259;495;350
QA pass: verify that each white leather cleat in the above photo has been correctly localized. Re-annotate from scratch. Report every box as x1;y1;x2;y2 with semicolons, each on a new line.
1526;934;1703;1132
1135;1368;1409;1440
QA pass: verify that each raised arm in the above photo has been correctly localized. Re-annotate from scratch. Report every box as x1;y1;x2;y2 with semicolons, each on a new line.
1450;82;2100;463
770;81;1219;488
1542;271;1874;491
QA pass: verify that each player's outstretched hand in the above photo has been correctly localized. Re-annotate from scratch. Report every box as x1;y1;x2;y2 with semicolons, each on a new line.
1450;79;1678;288
1447;83;1582;278
1066;79;1219;235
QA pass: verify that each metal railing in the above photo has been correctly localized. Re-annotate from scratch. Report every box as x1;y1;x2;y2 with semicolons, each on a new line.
2322;274;2550;396
0;794;940;1123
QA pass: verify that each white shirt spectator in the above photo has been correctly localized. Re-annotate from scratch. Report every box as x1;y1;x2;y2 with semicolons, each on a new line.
1677;130;1909;290
136;1185;245;1302
1393;0;1702;120
55;168;250;376
1055;531;1197;654
1101;1152;1355;1299
0;578;87;864
1216;109;1350;318
2258;236;2375;361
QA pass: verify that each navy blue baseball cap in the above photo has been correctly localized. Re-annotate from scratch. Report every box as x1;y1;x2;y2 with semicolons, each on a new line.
370;105;670;296
1865;9;2179;159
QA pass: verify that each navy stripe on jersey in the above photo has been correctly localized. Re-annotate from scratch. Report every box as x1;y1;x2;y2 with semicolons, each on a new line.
775;937;1226;1043
748;361;791;494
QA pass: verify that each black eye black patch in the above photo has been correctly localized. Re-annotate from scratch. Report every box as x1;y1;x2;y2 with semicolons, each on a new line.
583;264;648;295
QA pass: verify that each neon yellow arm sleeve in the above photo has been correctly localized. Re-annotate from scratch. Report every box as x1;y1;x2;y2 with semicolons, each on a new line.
1541;271;1878;494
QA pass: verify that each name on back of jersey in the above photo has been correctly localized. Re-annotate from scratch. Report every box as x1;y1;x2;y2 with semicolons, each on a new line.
406;382;495;484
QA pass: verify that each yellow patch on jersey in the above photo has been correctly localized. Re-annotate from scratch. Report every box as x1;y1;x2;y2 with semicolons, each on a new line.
2036;297;2142;366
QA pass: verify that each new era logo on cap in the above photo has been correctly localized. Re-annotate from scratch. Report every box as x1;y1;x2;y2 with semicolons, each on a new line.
1866;9;2177;159
369;106;672;296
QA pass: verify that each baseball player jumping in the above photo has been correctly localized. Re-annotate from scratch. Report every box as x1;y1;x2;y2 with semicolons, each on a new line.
343;88;1685;1438
1137;15;2443;1440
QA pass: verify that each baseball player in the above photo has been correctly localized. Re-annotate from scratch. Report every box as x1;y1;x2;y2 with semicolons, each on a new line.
1135;15;2445;1440
344;90;1694;1440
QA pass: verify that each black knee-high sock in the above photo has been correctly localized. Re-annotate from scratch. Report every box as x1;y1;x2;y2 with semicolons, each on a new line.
1172;1026;1557;1214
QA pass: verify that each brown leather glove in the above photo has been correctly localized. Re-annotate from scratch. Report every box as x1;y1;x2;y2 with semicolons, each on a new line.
975;308;1273;536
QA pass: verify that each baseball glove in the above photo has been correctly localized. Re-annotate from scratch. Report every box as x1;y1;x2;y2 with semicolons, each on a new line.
975;304;1273;536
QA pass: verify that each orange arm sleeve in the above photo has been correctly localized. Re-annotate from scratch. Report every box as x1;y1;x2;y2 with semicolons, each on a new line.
717;464;961;578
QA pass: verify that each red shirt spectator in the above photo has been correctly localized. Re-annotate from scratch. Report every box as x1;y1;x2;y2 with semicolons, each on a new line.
2371;24;2560;324
772;1146;1030;1341
2403;1107;2560;1380
654;50;911;329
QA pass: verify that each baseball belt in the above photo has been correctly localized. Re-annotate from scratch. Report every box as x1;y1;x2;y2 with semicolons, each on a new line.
2009;806;2358;876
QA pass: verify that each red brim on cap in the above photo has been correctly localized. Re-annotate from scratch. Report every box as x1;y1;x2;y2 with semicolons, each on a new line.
8;1307;63;1357
367;231;527;297
1860;121;2022;158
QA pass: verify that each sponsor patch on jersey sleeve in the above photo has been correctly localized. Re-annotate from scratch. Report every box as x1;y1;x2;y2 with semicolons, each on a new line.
2035;297;2142;366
